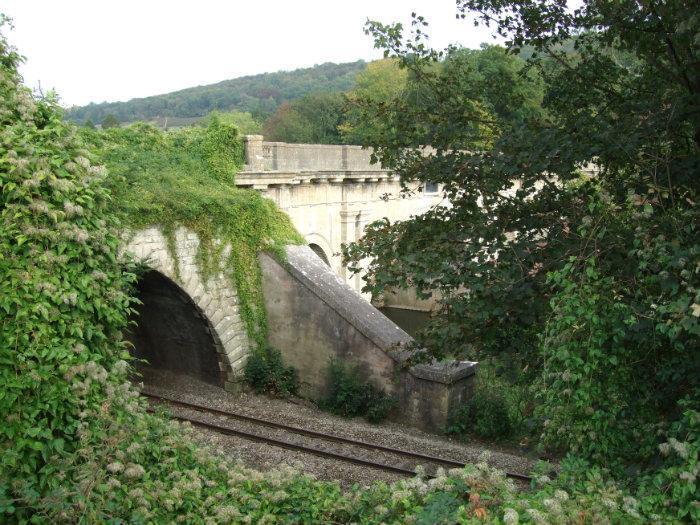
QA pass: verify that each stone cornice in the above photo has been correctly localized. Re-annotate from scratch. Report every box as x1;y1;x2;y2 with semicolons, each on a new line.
235;169;399;190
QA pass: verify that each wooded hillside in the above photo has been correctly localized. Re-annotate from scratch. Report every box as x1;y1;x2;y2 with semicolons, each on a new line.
65;60;366;125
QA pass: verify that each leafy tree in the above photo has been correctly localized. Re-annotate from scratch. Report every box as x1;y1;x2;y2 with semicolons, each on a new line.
198;110;262;135
343;1;699;467
263;91;345;144
340;58;407;144
100;113;120;129
83;118;95;128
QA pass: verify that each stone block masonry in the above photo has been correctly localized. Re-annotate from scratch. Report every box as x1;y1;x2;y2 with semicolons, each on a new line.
237;136;444;302
121;226;476;430
122;226;252;390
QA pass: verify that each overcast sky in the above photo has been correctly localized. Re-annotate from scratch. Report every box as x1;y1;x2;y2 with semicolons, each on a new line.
2;1;498;108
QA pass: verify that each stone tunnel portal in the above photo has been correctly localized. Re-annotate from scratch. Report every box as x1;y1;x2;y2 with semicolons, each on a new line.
126;270;224;386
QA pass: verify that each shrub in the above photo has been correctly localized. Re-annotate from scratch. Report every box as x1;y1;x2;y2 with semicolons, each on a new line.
244;345;299;397
447;363;527;440
448;389;514;440
320;359;396;422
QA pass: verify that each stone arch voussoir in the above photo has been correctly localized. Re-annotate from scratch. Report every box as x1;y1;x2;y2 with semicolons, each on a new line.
122;226;251;389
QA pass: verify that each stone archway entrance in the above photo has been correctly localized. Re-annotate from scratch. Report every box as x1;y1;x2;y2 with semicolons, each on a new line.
122;226;253;390
126;270;226;386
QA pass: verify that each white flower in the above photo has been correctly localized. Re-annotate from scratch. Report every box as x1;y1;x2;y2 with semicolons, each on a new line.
74;229;89;244
553;489;569;502
536;475;551;486
543;498;562;514
124;464;145;479
503;508;519;525
679;471;696;484
106;462;123;473
106;477;121;489
668;438;690;459
29;200;49;214
88;164;107;178
270;490;288;502
63;201;83;217
23;175;41;188
75;156;91;169
526;508;547;524
113;359;128;375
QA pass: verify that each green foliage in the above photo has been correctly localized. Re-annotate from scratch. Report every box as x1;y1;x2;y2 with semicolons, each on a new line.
0;16;136;513
320;359;396;423
2;14;692;525
637;398;700;523
449;392;514;441
345;0;698;472
80;120;303;348
263;91;345;144
100;113;120;128
537;257;655;464
448;389;518;443
340;58;407;144
448;362;532;441
343;44;548;362
244;345;299;397
198;110;262;135
66;60;366;124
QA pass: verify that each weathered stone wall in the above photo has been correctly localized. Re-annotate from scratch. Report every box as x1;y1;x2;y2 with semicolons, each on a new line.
260;245;477;430
122;227;251;390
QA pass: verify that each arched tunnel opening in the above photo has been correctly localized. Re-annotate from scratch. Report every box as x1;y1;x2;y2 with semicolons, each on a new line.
125;270;224;386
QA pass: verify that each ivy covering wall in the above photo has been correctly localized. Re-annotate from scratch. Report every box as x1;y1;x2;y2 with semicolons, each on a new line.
80;121;303;348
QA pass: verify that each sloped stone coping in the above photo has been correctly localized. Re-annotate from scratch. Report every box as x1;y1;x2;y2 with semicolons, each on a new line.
281;245;477;385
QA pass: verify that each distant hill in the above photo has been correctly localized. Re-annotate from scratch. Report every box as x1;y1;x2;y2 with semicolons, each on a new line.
65;60;366;125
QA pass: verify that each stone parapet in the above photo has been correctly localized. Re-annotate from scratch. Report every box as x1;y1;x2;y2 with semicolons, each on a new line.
247;140;380;172
260;245;477;431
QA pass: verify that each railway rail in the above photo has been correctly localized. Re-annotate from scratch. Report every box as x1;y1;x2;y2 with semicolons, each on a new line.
142;391;534;483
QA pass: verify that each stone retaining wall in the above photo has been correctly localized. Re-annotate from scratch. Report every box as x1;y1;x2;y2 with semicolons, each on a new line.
260;245;477;431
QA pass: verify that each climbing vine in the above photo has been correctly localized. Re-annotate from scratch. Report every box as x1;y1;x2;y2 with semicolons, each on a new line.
80;121;303;349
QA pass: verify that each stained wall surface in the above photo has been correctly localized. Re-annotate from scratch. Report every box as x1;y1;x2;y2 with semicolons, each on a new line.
260;245;477;430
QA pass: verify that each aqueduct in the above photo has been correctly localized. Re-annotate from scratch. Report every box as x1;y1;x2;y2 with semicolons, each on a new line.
121;138;475;429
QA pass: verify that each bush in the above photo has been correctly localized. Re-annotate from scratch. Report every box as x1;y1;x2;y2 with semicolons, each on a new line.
448;390;514;440
447;364;527;440
244;345;299;397
320;359;396;423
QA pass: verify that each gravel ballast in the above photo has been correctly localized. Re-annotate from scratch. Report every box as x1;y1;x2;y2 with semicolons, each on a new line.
138;368;543;489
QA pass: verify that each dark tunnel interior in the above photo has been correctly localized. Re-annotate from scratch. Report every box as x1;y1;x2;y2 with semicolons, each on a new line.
126;270;223;386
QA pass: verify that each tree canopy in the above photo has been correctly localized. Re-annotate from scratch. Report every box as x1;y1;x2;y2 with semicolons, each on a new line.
263;91;345;144
65;61;366;124
343;0;699;476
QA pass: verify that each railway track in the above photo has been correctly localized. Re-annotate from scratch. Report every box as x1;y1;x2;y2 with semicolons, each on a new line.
142;391;533;483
